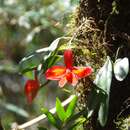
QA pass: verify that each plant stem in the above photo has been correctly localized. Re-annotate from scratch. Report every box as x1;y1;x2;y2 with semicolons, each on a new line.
11;95;76;130
40;80;50;89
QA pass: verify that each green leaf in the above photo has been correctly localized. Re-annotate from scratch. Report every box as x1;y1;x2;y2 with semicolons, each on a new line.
19;52;45;73
41;108;59;129
94;56;112;126
87;87;104;118
66;95;78;119
68;117;86;130
43;53;62;72
36;37;69;54
56;98;66;122
19;37;69;73
114;57;129;81
24;70;34;79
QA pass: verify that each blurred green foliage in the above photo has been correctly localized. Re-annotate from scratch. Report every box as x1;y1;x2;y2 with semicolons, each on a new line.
0;0;78;129
0;0;77;64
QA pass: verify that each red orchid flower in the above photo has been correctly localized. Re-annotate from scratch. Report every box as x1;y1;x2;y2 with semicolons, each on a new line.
45;49;93;87
24;69;39;104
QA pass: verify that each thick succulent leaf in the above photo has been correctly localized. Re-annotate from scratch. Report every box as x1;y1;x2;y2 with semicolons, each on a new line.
94;56;112;126
19;37;69;73
56;98;66;122
41;108;59;129
66;95;78;119
114;57;129;81
87;87;104;118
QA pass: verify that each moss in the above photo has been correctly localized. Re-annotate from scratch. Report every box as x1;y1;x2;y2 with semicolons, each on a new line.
68;0;130;130
115;116;130;130
70;18;107;112
65;3;108;129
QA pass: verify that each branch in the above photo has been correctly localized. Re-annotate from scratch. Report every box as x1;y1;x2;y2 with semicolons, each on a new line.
11;95;76;130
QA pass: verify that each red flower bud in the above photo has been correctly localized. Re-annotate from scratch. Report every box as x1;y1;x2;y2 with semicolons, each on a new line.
25;80;39;104
24;68;39;104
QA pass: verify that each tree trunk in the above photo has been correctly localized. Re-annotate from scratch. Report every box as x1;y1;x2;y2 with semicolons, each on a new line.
74;0;130;130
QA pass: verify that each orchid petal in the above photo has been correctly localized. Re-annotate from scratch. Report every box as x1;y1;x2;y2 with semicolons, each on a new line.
45;66;66;80
66;72;78;86
24;80;39;104
59;77;67;88
66;71;73;83
72;66;93;78
71;74;78;86
64;49;73;69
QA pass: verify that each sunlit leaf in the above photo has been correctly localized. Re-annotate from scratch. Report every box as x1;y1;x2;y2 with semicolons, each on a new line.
114;57;129;81
94;56;112;126
19;37;69;73
66;95;78;119
43;54;62;72
41;108;59;129
19;52;44;73
68;117;86;130
56;98;66;122
36;37;69;53
24;70;34;79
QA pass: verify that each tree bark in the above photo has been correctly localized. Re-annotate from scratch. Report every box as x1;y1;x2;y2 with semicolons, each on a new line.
75;0;130;129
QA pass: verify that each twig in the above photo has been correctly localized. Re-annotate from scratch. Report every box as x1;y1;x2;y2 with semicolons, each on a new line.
12;95;75;130
40;80;50;89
